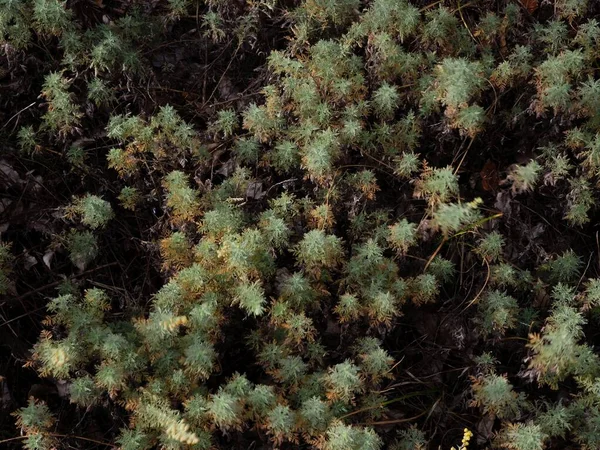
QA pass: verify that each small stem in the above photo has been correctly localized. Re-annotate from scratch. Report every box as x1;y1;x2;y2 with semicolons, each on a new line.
364;410;427;426
0;433;115;448
10;262;119;304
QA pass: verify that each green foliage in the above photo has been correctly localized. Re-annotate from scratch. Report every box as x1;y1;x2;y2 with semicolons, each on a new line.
201;11;226;43
431;58;485;133
87;78;114;106
455;104;485;137
414;166;459;205
391;426;427;450
0;1;31;49
365;290;401;325
527;302;599;388
168;0;192;17
497;422;547;450
565;177;594;226
234;281;267;316
394;152;420;178
163;171;200;224
335;293;361;323
270;140;300;173
427;256;455;283
66;230;98;271
508;160;542;194
354;337;393;381
388;219;417;254
295;229;344;276
207;389;242;430
373;82;399;120
33;0;71;36
477;290;519;335
299;396;329;433
321;422;382;450
69;375;100;407
266;404;296;443
116;429;151;450
432;199;481;236
40;72;82;137
535;21;569;55
300;0;360;28
106;106;199;179
66;194;114;229
17;126;38;154
160;232;192;270
66;144;85;167
346;0;419;45
326;360;362;403
211;109;238;138
471;373;526;419
534;50;584;114
12;1;600;450
409;274;438;306
541;249;582;284
434;59;484;109
118;187;141;211
89;25;141;73
490;263;519;288
14;398;54;432
535;402;572;439
584;278;600;307
421;6;469;50
13;399;56;450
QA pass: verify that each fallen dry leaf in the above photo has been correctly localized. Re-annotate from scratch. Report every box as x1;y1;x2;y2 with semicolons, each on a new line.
521;0;538;14
246;181;265;200
0;160;22;187
23;251;37;270
481;160;499;192
43;250;54;269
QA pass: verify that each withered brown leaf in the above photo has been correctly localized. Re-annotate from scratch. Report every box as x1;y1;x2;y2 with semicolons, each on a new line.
481;160;500;192
521;0;538;14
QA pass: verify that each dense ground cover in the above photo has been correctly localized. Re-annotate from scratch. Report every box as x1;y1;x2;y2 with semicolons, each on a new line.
2;1;600;449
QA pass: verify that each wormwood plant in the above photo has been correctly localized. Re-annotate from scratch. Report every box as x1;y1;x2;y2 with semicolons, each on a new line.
39;72;82;138
65;195;113;230
8;0;600;450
